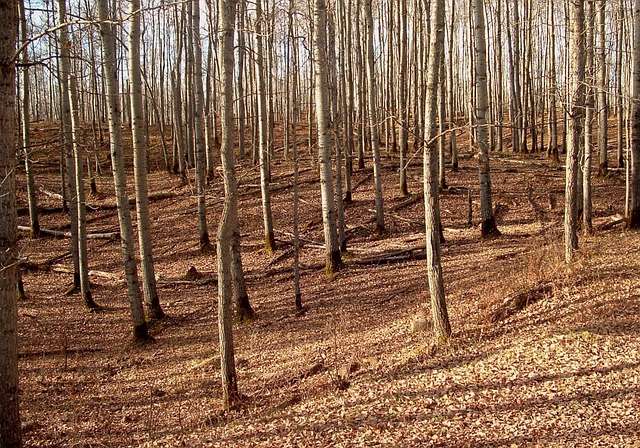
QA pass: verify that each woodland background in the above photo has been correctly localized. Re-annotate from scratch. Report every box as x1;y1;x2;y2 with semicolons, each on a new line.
0;0;639;446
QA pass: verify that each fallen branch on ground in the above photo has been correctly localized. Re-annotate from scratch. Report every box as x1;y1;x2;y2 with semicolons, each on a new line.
17;226;119;240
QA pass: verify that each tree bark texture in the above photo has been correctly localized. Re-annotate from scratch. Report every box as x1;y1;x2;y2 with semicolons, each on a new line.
424;0;452;342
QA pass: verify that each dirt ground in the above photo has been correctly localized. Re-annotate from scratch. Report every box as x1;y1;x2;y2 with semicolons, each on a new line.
14;125;640;447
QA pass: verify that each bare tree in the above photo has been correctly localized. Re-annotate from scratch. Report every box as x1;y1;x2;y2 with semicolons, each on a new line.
597;0;608;176
475;0;500;238
314;0;341;275
129;0;164;319
0;1;21;444
98;0;149;339
363;0;385;234
424;0;451;341
256;0;276;253
565;0;586;261
218;0;240;409
630;0;640;227
57;0;81;293
69;73;100;311
19;0;40;239
398;0;409;197
189;0;214;253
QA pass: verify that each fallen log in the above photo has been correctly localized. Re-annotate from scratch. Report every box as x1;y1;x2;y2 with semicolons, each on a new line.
598;214;626;231
17;226;118;240
21;262;121;280
37;185;64;201
351;244;426;266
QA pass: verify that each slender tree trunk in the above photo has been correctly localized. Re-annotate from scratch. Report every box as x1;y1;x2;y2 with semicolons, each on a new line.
355;0;366;170
20;0;40;239
548;1;560;162
237;1;247;159
583;0;594;234
448;0;458;170
98;0;149;340
341;0;354;204
218;0;239;409
328;12;346;252
129;0;164;319
0;0;21;444
398;0;409;197
438;61;447;190
424;0;452;342
565;0;586;261
363;0;385;234
58;0;81;293
597;0;608;176
289;0;302;309
256;0;276;253
475;0;501;238
315;0;341;275
69;74;100;311
191;0;214;253
617;5;625;169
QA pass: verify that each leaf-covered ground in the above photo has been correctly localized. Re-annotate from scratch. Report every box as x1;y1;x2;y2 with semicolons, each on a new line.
15;126;640;447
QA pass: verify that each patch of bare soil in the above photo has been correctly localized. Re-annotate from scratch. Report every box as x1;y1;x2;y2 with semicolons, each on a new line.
15;127;640;447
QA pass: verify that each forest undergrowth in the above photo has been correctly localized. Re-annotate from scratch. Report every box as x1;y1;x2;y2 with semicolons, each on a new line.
14;125;640;447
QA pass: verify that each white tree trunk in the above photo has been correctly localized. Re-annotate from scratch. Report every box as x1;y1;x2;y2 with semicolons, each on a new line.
475;0;500;238
424;0;451;342
314;0;341;275
98;0;149;339
69;74;99;311
363;0;385;234
129;0;164;319
256;0;276;253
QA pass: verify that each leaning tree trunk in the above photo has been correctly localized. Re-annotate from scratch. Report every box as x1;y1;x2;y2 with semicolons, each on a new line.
98;0;149;340
475;0;500;238
218;0;240;410
0;1;21;444
565;0;586;261
629;0;640;227
314;0;341;275
363;0;385;234
424;0;452;342
129;0;164;319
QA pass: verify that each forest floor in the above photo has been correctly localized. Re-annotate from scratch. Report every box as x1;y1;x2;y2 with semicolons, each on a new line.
14;125;640;447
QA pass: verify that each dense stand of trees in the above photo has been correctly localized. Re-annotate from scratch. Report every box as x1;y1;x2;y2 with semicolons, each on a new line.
3;0;640;441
